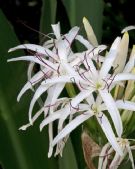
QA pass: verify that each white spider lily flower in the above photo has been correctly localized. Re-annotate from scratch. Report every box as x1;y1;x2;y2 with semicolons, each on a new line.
49;37;124;138
7;27;83;123
46;97;135;157
8;36;106;126
58;36;135;138
47;95;123;156
98;138;135;169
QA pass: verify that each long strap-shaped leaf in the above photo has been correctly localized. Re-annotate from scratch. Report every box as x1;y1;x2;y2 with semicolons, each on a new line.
0;10;58;169
62;0;104;42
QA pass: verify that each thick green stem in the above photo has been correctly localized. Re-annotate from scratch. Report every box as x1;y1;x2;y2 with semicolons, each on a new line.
65;83;76;98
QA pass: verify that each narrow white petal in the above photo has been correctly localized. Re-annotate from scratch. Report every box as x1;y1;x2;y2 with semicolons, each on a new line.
64;26;79;44
48;83;65;114
43;39;53;48
50;83;65;104
98;143;112;169
43;86;55;116
48;123;54;158
52;113;92;146
51;22;61;39
19;107;44;130
78;103;90;111
27;62;35;81
109;152;121;169
116;100;135;111
127;145;135;169
71;89;94;109
29;85;49;124
7;56;57;70
121;26;135;33
124;55;135;73
97;113;123;156
101;148;114;169
17;69;47;101
84;56;98;76
58;89;94;132
57;41;69;61
8;44;58;59
41;75;81;85
99;37;121;79
99;89;123;137
75;35;93;49
40;112;61;131
113;73;135;83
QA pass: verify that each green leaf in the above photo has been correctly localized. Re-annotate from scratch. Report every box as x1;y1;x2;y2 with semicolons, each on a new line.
40;0;57;40
0;9;58;169
59;138;78;169
62;0;104;42
70;127;86;169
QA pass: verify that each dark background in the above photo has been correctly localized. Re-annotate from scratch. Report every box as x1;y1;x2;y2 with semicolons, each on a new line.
0;0;135;44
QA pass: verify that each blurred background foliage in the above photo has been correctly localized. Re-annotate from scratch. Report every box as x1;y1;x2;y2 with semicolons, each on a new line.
0;0;135;169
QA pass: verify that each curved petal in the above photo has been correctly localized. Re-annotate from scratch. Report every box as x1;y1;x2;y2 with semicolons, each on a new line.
47;83;65;115
99;89;123;137
57;89;94;132
124;56;135;73
98;145;114;169
40;112;61;131
64;26;79;45
19;107;44;130
7;56;57;70
109;151;126;169
17;69;48;101
52;113;92;147
121;26;135;33
97;113;123;156
51;22;61;39
113;73;135;83
99;37;121;79
75;35;93;49
8;44;58;60
41;75;81;85
27;62;35;81
116;100;135;111
29;85;49;124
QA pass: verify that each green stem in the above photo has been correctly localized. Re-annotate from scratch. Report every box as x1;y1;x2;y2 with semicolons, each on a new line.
65;83;76;97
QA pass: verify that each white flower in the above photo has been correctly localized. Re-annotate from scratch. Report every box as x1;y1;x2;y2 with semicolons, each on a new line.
40;95;123;156
98;138;135;169
7;24;106;126
41;92;135;156
46;37;123;139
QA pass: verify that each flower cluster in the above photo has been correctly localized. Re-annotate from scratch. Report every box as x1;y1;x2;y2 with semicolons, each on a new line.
8;18;135;168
